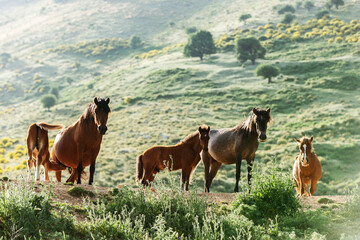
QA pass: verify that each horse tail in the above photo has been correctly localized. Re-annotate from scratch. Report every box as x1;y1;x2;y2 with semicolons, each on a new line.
36;122;65;131
136;154;144;182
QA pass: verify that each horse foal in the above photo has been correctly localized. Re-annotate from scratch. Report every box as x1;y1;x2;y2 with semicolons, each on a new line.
292;136;322;196
136;125;210;190
26;122;66;181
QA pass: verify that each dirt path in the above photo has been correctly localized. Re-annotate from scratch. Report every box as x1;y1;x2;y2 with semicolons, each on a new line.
2;180;349;210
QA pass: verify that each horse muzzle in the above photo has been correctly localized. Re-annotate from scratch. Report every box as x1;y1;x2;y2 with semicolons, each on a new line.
98;126;108;135
259;133;267;142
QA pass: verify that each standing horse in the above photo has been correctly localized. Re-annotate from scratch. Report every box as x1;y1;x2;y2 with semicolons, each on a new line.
52;97;111;184
292;136;322;196
201;108;272;192
136;125;210;190
26;122;66;181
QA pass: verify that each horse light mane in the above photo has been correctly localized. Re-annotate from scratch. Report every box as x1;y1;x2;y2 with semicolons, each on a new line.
237;115;256;133
82;103;95;122
181;131;199;144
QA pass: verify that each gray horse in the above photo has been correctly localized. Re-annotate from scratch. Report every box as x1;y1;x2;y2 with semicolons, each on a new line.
201;108;272;192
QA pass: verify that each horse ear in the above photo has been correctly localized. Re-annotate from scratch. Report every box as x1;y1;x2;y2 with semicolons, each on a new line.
310;136;314;142
106;97;110;104
266;108;271;113
198;126;202;132
252;108;259;115
94;97;99;105
207;126;210;132
294;138;301;144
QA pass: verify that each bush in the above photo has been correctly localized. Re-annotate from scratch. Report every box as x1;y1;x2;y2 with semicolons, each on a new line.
278;5;296;14
185;26;197;34
282;13;296;24
233;166;301;224
255;64;280;83
183;30;216;61
128;35;142;49
40;94;57;110
316;10;330;19
49;87;59;98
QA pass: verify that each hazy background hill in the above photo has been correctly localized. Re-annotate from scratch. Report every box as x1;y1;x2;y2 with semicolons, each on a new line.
0;0;359;194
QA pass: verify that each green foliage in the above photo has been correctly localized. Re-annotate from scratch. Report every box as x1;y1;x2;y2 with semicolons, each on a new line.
277;4;296;15
48;38;131;57
185;26;197;35
235;37;266;64
129;35;142;49
239;14;252;24
316;10;330;19
282;13;296;24
68;187;95;197
233;167;301;224
49;87;59;98
183;30;216;60
329;0;345;9
40;94;57;110
64;76;74;85
255;64;280;83
304;1;315;11
0;182;76;238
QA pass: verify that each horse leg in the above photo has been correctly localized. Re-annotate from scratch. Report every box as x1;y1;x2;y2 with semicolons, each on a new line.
34;153;44;181
181;168;192;191
77;162;83;184
27;155;34;181
206;159;222;193
89;163;95;185
310;180;317;196
234;153;242;192
246;158;254;189
201;151;211;192
43;152;50;181
55;171;62;182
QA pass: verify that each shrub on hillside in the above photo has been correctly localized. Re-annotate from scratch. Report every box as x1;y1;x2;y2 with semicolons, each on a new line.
233;166;301;224
277;5;296;15
183;30;216;61
185;26;197;34
41;94;57;110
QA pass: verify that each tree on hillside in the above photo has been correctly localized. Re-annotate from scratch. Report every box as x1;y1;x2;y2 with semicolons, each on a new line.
129;35;142;49
239;14;252;24
41;94;57;111
328;0;344;9
255;64;280;83
185;27;197;35
282;13;296;24
304;1;315;11
183;30;216;61
277;5;296;15
235;37;266;65
49;87;59;98
316;10;330;19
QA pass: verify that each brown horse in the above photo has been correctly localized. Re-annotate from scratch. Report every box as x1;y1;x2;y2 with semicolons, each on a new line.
52;97;111;184
26;122;66;181
292;136;322;196
136;125;210;190
201;108;272;192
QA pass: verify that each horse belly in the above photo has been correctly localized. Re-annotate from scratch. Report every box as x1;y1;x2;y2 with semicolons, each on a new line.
53;137;79;168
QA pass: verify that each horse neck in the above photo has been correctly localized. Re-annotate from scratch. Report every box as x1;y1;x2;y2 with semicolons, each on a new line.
237;116;258;140
80;110;101;136
182;134;202;154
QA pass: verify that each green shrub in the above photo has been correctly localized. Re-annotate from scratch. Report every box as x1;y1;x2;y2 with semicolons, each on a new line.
233;166;301;224
68;187;95;197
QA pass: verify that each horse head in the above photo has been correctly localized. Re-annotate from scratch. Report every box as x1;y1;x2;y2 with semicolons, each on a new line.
198;125;210;152
295;136;314;166
94;97;111;135
252;107;271;142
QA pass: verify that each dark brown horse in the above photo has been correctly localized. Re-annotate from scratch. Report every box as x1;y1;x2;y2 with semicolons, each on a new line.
136;125;210;190
52;97;111;184
26;122;66;181
292;136;322;196
201;108;272;192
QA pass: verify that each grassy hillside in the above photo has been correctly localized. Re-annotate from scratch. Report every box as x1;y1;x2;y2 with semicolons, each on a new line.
0;0;359;197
